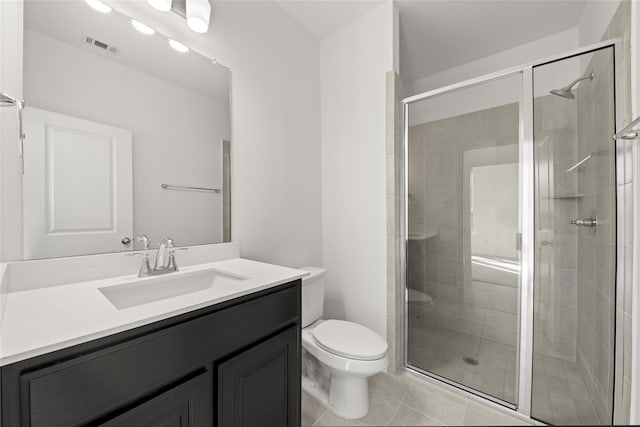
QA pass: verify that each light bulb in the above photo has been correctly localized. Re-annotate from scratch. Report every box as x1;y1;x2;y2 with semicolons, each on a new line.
186;0;211;33
84;0;112;14
131;19;155;35
169;39;189;53
146;0;172;12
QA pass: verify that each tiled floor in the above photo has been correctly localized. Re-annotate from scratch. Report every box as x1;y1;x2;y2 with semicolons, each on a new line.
407;314;518;404
530;353;601;425
302;371;533;426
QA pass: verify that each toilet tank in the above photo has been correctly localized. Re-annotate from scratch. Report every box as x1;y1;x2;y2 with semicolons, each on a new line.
299;266;326;328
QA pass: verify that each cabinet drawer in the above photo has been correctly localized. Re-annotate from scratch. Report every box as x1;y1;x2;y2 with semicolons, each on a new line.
17;285;298;427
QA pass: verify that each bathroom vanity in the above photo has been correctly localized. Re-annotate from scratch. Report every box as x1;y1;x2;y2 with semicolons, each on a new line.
0;252;304;427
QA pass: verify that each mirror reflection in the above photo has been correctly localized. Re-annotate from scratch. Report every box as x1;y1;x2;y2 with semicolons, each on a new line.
22;0;231;260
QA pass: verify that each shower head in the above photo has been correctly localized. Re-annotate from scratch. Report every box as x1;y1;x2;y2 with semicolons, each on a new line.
549;70;594;99
550;87;576;99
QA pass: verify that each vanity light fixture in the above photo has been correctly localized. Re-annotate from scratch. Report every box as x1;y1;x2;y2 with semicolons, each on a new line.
169;39;189;53
131;19;156;35
84;0;112;14
147;0;172;12
186;0;211;33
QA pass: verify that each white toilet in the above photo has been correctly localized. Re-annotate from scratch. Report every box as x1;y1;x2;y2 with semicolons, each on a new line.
300;266;388;419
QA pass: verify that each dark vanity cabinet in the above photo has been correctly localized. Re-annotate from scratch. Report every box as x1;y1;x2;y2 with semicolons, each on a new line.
0;280;301;427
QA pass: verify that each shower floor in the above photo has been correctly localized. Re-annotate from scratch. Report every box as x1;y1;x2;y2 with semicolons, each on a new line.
407;308;600;425
531;353;601;425
407;313;518;404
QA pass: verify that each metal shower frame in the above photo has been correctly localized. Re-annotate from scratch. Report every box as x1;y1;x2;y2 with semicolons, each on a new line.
400;38;626;423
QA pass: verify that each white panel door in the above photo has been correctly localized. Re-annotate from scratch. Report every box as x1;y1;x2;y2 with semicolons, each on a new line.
23;107;133;259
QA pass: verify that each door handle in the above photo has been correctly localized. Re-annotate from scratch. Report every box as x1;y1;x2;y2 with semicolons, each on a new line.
121;237;132;245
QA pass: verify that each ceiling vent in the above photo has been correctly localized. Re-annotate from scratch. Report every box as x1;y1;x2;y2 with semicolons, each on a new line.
83;34;118;54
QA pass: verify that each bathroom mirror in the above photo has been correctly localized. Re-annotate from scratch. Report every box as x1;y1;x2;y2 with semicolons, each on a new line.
22;0;231;259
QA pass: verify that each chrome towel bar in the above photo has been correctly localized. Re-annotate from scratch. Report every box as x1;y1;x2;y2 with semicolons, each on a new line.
161;183;221;193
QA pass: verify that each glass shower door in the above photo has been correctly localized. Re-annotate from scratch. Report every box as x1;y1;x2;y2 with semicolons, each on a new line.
531;46;616;425
405;73;523;405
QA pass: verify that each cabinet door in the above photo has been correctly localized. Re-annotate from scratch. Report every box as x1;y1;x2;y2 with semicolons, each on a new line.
101;371;211;427
218;326;300;427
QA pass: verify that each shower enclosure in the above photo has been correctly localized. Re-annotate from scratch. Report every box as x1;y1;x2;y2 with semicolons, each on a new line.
403;41;624;425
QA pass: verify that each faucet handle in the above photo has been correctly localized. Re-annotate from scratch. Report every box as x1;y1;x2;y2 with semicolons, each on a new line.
126;252;151;277
136;234;151;250
167;248;188;272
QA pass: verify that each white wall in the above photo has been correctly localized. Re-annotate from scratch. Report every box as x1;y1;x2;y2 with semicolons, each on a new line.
406;28;579;97
24;29;229;249
2;0;323;267
320;1;394;338
578;0;622;47
406;28;579;126
109;1;323;268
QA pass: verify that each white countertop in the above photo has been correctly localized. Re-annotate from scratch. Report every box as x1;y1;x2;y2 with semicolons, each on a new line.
0;258;307;366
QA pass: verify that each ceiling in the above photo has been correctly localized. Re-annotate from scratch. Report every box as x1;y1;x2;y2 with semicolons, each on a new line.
276;0;384;39
276;0;587;84
25;0;229;102
398;0;586;83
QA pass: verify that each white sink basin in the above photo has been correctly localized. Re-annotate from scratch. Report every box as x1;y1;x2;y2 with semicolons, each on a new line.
98;269;247;310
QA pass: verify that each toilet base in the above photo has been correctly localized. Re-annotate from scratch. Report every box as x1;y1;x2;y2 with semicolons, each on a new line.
328;374;369;419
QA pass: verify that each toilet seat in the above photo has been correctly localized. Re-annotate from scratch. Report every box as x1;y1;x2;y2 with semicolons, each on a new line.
311;319;387;361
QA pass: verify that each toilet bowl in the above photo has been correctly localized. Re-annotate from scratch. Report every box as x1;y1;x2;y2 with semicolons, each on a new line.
299;267;388;419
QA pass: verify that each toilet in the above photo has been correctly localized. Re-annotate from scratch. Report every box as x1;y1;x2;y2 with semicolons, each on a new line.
300;266;388;419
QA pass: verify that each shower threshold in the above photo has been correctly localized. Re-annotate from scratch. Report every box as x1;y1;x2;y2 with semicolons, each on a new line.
404;364;518;411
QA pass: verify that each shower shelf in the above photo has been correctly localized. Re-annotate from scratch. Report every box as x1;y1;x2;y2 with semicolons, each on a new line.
408;230;438;240
550;194;584;199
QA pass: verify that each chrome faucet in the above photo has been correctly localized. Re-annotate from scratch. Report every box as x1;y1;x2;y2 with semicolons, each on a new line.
137;234;151;250
127;236;187;277
154;237;175;271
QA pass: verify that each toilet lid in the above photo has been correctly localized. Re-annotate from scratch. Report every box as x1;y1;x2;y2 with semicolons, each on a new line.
312;320;388;361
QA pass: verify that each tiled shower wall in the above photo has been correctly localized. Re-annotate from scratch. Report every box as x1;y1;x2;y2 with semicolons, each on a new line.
574;47;617;423
408;100;577;354
606;2;635;423
532;94;579;361
386;71;404;374
574;1;634;423
407;104;521;346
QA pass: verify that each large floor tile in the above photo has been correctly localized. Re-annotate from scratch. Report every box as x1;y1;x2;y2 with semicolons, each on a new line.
402;380;468;425
353;388;402;426
313;410;358;426
302;392;327;426
462;401;531;426
369;371;411;402
389;404;444;426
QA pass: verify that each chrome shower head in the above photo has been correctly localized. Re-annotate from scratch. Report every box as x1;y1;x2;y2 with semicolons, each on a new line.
550;87;575;99
549;70;594;99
